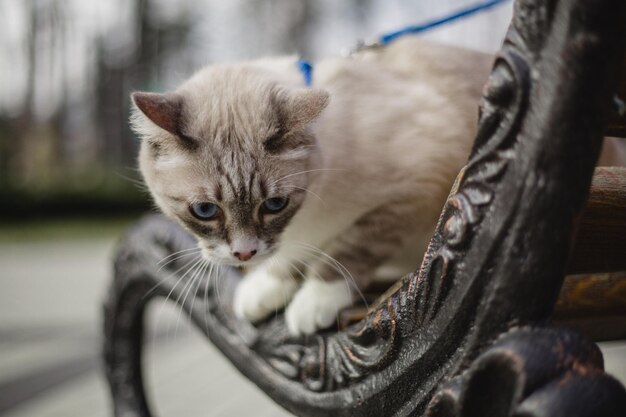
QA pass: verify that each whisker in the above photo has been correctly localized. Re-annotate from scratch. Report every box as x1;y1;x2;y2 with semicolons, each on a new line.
143;255;201;300
214;264;225;307
292;241;369;309
269;168;346;187
186;259;210;332
123;165;143;173
113;170;150;193
157;249;203;272
147;255;202;352
174;258;208;337
169;259;202;339
291;258;324;282
282;185;326;204
270;257;299;286
158;247;202;266
287;260;307;281
203;262;216;334
157;256;205;342
270;258;299;319
190;260;209;310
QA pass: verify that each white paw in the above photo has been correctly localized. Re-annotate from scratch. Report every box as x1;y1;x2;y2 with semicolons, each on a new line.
285;280;353;336
233;266;298;323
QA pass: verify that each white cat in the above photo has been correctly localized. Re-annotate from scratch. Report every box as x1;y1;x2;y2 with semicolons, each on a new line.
132;38;494;335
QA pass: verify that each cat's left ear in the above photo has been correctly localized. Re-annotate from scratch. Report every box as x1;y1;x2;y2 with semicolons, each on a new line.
131;91;182;136
280;88;330;131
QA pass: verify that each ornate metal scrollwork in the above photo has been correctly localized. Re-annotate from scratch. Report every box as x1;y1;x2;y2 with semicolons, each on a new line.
425;327;626;417
104;0;626;416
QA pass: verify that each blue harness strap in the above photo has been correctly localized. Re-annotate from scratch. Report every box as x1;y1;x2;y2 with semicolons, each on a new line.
297;59;313;87
379;0;510;46
297;0;510;84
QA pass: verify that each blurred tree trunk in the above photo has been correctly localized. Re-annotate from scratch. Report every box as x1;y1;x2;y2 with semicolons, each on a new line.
9;1;38;185
96;0;190;171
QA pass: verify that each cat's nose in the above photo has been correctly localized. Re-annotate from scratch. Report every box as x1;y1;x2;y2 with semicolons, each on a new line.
233;250;257;261
231;238;258;262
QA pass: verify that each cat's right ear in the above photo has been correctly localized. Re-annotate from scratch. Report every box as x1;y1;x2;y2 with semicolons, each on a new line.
275;88;330;132
131;92;182;136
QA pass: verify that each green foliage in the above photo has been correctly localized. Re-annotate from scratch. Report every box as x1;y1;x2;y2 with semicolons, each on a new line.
0;172;152;220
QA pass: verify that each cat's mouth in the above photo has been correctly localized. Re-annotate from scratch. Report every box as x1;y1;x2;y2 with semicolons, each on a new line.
201;251;272;268
218;258;266;267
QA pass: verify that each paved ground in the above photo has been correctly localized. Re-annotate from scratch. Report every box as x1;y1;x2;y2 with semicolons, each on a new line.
0;225;624;417
0;230;291;417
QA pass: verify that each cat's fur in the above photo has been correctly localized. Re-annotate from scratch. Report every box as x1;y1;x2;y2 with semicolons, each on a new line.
132;38;493;335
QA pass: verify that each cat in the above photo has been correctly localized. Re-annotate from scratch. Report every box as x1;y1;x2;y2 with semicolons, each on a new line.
131;38;496;336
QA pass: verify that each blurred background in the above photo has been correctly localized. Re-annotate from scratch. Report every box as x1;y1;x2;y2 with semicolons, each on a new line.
0;0;512;221
1;1;623;416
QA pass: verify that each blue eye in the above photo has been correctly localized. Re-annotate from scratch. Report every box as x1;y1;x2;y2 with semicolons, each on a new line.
262;197;289;213
190;202;219;220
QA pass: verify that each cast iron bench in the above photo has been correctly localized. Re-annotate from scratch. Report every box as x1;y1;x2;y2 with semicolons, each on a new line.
103;0;626;415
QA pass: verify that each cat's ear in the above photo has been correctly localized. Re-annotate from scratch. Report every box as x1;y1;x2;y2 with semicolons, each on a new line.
280;88;330;130
131;92;182;135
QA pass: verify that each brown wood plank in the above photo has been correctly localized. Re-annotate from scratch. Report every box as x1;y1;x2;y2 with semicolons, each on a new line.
568;167;626;274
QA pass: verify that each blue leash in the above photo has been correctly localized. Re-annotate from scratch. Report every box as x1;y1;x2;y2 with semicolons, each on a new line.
296;59;313;87
298;0;510;86
379;0;510;46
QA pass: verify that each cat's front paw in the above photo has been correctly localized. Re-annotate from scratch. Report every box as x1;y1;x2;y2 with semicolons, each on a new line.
233;267;298;323
285;279;353;336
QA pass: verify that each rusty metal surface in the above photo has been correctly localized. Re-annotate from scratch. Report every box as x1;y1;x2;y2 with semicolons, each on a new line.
104;0;626;416
425;327;626;417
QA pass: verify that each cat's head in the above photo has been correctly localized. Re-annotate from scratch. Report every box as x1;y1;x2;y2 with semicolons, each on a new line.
132;65;329;266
